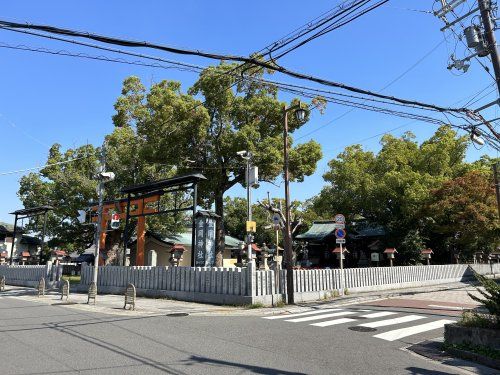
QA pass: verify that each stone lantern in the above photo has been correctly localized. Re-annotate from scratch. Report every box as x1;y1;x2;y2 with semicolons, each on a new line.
421;248;433;265
169;244;186;267
260;243;270;270
383;248;397;267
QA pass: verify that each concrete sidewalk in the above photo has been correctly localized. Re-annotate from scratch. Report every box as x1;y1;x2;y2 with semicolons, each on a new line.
0;279;486;318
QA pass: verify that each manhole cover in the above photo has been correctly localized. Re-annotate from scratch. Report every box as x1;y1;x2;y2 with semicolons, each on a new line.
166;313;189;317
348;326;377;332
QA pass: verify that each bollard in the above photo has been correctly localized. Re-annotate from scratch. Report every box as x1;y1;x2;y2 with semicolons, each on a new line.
124;283;136;311
87;281;97;305
60;280;70;301
37;278;45;297
0;275;5;292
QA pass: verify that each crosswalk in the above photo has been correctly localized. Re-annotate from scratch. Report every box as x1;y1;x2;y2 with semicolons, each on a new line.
262;308;454;342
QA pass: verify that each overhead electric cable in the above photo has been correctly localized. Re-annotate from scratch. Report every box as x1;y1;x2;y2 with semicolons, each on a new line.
0;156;90;176
0;19;471;115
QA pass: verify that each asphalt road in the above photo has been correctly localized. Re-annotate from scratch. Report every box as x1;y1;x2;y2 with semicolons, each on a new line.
0;294;471;375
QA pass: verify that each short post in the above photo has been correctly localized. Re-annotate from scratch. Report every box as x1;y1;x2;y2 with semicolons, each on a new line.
37;277;45;297
421;248;433;265
60;279;70;301
124;283;136;310
0;275;5;292
87;281;97;305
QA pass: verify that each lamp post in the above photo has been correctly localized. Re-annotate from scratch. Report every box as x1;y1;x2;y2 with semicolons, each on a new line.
283;102;306;305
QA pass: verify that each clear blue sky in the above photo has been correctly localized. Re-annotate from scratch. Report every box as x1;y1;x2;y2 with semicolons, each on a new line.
0;0;497;224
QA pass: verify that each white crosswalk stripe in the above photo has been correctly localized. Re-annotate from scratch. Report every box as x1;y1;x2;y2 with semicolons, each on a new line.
374;319;455;341
263;308;341;320
262;308;455;342
285;311;357;323
360;311;397;319
311;318;357;327
358;315;425;328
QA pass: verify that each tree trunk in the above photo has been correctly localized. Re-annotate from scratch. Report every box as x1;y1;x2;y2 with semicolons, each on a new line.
215;192;225;267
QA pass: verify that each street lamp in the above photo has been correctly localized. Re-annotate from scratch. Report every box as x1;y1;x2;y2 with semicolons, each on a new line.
283;101;307;305
237;150;259;266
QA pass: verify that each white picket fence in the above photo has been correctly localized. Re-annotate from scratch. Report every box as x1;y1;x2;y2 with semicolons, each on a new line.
80;264;251;304
0;264;62;287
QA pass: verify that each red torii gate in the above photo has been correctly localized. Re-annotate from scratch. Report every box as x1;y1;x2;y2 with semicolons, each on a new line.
91;173;206;266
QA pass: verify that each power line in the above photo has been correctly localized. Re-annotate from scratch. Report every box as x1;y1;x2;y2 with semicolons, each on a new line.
0;155;90;176
0;19;471;115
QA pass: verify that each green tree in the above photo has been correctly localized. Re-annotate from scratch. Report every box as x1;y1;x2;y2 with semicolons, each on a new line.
313;125;474;263
424;170;499;261
112;64;322;266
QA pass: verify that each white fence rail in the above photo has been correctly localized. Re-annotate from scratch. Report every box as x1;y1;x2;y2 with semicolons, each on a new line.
0;264;62;287
80;264;251;304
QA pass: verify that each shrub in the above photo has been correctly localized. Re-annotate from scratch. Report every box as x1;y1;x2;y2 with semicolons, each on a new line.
467;272;500;324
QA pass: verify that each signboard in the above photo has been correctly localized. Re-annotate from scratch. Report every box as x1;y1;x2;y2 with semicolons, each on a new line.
334;223;345;229
334;214;345;224
194;213;216;267
371;252;380;262
335;228;346;239
246;220;257;233
336;238;346;244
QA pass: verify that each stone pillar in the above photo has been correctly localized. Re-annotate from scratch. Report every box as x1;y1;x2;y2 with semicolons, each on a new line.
148;250;157;266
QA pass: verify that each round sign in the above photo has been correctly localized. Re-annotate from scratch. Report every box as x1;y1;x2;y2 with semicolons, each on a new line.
335;228;346;239
334;214;345;224
272;213;281;225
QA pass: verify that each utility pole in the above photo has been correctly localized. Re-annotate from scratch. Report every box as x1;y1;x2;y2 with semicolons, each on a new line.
479;0;500;97
493;162;500;219
92;144;106;286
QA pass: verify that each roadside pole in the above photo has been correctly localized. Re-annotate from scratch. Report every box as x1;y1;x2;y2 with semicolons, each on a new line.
339;242;344;296
334;214;346;296
92;146;106;286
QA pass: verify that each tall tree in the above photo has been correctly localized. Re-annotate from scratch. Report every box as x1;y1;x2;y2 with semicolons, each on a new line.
113;64;322;266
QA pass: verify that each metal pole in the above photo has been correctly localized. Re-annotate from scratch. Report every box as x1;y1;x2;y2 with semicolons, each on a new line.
122;193;131;266
246;154;253;265
283;107;294;304
40;210;48;265
493;162;500;219
92;144;106;286
479;0;500;97
339;242;344;295
191;183;198;267
9;214;18;265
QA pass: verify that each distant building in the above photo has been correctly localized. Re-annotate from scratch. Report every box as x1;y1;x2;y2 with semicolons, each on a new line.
0;223;42;264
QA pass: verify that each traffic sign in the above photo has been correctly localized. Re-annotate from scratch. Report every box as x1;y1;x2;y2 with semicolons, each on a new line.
246;220;256;233
334;223;345;229
335;228;346;239
272;213;281;225
336;239;346;244
334;214;345;224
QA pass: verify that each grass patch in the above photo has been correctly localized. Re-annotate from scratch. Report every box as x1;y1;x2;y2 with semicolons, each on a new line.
274;300;286;308
443;342;500;360
246;302;264;309
458;311;499;329
62;275;81;285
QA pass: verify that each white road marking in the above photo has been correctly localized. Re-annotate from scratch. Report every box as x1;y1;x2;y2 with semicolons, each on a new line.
263;308;340;320
311;318;358;327
374;319;455;341
285;311;356;323
428;304;465;311
360;311;397;319
358;315;425;328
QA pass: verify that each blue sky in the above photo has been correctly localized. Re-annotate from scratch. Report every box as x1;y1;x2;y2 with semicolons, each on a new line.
0;0;497;224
